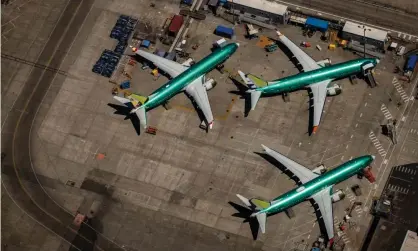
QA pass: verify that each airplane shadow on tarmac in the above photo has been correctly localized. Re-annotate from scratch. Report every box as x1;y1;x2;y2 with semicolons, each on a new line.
107;103;142;135
252;152;329;242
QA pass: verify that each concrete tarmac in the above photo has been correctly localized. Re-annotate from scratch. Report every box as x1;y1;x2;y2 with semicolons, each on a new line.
1;0;123;250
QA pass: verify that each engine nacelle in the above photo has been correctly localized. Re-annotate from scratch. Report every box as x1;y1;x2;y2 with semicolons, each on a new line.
331;189;345;203
362;62;375;75
203;79;217;91
316;58;332;67
312;164;327;175
327;84;342;96
181;58;195;67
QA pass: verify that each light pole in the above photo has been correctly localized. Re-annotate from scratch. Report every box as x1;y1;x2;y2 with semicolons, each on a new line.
358;25;371;58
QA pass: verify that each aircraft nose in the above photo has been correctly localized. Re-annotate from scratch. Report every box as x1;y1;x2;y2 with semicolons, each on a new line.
376;59;380;64
236;43;240;47
371;155;376;160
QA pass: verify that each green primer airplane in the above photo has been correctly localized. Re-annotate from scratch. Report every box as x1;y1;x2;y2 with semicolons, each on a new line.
237;145;375;243
114;43;239;130
238;31;379;134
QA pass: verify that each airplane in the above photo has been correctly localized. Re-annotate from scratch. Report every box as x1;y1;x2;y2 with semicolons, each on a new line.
236;145;375;243
113;43;239;130
238;30;380;134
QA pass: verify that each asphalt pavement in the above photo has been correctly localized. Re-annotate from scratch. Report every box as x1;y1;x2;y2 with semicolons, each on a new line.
1;0;123;249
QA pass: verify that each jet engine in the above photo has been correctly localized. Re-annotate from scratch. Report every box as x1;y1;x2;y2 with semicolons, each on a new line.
203;78;217;91
326;84;342;96
316;58;332;67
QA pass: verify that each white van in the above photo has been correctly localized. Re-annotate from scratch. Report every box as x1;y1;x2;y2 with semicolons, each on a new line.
396;45;406;56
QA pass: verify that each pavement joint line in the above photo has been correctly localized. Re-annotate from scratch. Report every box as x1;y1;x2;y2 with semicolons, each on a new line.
1;179;83;251
365;75;418;208
7;1;115;250
1;0;73;130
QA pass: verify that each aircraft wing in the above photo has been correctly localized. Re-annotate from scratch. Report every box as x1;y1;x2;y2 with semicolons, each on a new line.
310;187;334;240
309;80;331;131
184;77;214;128
276;31;320;72
136;50;187;78
261;145;318;184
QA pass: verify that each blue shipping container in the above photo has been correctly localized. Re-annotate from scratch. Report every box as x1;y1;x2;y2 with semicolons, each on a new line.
141;40;151;48
120;80;130;90
215;25;234;38
182;0;193;5
305;17;328;32
405;54;418;71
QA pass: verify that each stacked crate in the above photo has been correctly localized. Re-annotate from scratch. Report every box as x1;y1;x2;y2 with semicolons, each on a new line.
92;50;121;77
92;15;137;77
111;15;137;55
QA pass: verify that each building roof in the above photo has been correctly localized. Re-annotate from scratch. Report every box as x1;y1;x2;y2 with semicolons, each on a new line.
400;231;418;251
343;21;388;42
227;0;288;15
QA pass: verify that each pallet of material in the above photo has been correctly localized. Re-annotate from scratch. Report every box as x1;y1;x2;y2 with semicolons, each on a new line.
179;9;206;20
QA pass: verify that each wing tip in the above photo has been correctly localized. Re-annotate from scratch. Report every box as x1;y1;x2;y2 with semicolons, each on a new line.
261;144;270;152
312;126;318;133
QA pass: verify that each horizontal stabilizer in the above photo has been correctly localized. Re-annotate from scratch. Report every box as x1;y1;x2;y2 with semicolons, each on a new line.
113;96;132;106
248;90;262;110
236;194;251;207
253;212;267;233
131;106;147;129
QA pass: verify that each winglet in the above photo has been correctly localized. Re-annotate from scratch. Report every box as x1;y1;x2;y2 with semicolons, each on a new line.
261;144;270;153
276;30;283;36
208;121;213;129
312;126;318;133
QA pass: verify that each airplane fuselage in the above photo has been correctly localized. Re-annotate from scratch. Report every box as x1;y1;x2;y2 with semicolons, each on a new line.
260;155;374;215
258;58;378;95
144;43;239;109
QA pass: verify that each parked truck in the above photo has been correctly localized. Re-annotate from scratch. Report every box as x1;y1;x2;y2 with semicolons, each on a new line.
168;15;184;37
405;54;418;72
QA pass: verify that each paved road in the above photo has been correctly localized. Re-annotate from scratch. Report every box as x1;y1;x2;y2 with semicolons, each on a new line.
277;0;418;35
1;0;123;250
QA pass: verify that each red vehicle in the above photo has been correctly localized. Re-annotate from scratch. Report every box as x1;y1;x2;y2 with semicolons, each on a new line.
363;167;376;183
168;15;184;36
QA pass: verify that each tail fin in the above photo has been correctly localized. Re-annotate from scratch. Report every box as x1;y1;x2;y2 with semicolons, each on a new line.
129;93;149;107
236;194;270;234
238;71;268;90
131;106;147;129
